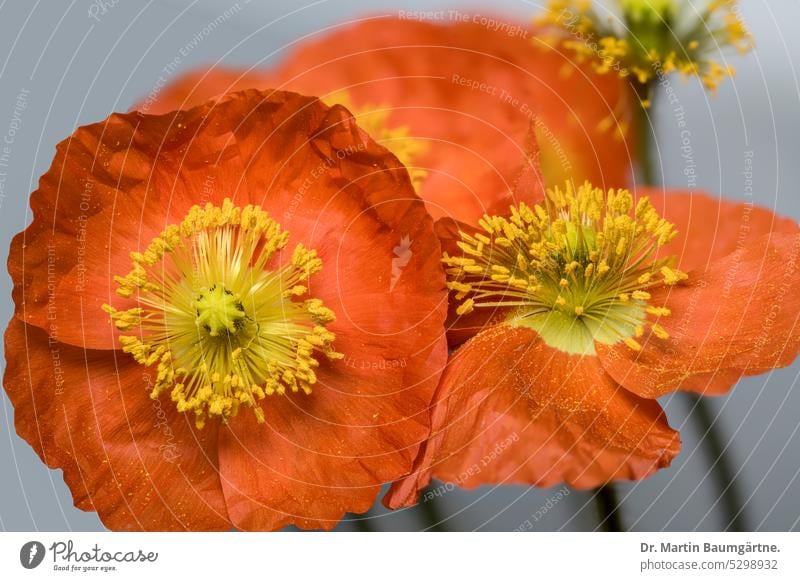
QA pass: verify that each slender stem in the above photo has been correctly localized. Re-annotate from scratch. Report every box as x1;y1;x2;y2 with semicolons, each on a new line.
635;80;747;532
587;83;658;534
684;393;748;531
418;484;448;532
351;515;374;532
636;85;658;186
594;484;624;532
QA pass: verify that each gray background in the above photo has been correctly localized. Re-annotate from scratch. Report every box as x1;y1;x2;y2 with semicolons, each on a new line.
1;0;799;531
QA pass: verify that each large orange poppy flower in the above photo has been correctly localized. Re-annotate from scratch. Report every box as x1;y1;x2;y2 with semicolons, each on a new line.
385;174;800;508
141;16;637;225
4;89;449;530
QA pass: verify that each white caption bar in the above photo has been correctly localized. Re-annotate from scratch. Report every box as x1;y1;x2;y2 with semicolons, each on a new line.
1;532;799;580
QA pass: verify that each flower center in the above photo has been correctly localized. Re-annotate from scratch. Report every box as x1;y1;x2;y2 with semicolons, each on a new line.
103;199;342;428
443;181;687;355
538;0;752;94
194;285;246;336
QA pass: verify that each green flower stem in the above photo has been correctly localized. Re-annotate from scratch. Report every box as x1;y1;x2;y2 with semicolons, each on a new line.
684;393;748;531
635;80;747;532
594;484;624;531
418;484;449;532
351;515;374;532
636;84;658;186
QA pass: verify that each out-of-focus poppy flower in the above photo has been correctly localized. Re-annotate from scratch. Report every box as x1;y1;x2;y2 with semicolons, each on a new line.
385;172;800;507
140;16;639;225
5;89;449;530
538;0;753;101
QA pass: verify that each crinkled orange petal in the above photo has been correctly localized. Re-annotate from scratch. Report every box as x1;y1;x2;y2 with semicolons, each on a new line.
643;188;799;272
8;90;276;349
9;89;449;352
3;320;230;530
138;68;269;115
266;18;634;222
385;325;679;507
219;334;447;531
213;101;449;530
7;89;448;530
142;17;635;225
598;229;800;398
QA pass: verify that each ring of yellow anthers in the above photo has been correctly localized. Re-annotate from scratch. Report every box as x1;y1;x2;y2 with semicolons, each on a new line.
103;199;342;429
537;0;753;97
443;181;688;356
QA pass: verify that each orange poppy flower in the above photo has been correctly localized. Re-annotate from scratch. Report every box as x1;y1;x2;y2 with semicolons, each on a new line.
4;89;449;530
385;172;800;507
141;16;638;225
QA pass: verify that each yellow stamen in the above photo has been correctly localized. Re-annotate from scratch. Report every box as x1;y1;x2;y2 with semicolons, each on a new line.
442;181;685;355
456;298;475;316
651;323;670;339
535;0;753;94
103;199;341;428
624;337;642;351
661;265;688;285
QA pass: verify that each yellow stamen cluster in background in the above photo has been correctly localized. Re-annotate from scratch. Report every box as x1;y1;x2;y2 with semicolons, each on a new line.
104;199;342;428
327;90;429;189
443;181;688;355
537;0;753;97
